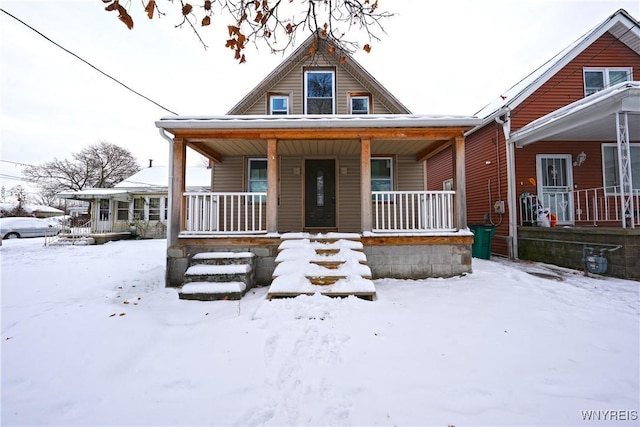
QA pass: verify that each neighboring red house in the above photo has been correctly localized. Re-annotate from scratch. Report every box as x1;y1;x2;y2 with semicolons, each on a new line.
426;9;640;280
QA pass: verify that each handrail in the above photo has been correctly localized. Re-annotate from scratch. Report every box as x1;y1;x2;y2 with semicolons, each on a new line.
183;192;267;234
372;190;455;232
520;186;640;227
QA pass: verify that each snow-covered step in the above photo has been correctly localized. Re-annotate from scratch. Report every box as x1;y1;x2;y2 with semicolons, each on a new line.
180;251;256;301
192;251;254;265
269;234;376;300
179;281;247;301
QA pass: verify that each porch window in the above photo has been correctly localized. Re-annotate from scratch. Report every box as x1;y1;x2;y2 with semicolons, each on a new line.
349;94;371;114
149;197;161;221
98;199;110;220
371;157;393;191
602;143;640;193
583;67;632;96
116;201;129;221
269;95;289;115
443;179;453;191
304;69;335;114
248;158;268;202
133;198;145;220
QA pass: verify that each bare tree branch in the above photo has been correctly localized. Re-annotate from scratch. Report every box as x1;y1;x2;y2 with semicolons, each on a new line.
103;0;394;62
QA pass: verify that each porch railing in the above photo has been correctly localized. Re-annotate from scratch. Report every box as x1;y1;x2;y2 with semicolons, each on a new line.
184;192;267;234
372;191;455;232
520;187;640;227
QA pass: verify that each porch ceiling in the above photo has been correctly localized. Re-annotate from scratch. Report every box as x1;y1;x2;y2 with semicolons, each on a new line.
185;137;453;158
156;114;482;162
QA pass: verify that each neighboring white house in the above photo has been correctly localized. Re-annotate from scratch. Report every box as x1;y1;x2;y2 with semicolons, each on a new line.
57;166;211;238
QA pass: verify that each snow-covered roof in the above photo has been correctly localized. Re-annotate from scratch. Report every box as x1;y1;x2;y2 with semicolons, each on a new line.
472;9;640;126
0;203;63;214
510;81;640;146
115;166;211;190
156;114;481;130
57;188;130;200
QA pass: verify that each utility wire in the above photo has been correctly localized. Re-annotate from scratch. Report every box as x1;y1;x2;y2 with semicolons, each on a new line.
0;8;179;116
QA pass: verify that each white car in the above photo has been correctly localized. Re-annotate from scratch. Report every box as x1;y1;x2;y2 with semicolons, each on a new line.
0;217;60;239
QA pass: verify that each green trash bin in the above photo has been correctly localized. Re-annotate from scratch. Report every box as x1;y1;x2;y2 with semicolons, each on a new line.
469;224;495;259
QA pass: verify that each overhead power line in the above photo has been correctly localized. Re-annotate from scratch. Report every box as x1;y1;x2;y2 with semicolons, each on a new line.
0;7;179;115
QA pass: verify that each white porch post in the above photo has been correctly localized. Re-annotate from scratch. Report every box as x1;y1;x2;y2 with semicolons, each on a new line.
360;138;372;232
616;112;634;228
168;138;186;246
267;138;279;233
452;135;467;229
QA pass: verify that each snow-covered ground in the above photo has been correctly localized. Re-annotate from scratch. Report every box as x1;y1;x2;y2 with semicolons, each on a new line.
2;237;638;426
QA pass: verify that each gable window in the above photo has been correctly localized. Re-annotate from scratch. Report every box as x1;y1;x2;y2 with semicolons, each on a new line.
304;69;335;114
349;94;371;114
583;68;632;96
371;157;393;192
269;94;289;115
602;143;640;194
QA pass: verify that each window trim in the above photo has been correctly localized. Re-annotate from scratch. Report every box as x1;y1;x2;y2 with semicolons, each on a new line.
268;93;290;115
443;179;453;191
601;143;640;195
304;68;335;114
349;93;372;114
583;67;633;96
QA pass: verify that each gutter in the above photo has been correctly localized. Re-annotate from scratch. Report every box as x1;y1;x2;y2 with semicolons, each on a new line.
495;108;519;259
159;128;175;249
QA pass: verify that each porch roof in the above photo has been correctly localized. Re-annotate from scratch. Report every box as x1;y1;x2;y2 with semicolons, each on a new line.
156;114;481;161
57;188;130;201
510;81;640;147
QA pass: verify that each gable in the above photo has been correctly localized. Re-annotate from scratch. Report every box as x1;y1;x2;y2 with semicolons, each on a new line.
472;8;640;125
228;35;410;115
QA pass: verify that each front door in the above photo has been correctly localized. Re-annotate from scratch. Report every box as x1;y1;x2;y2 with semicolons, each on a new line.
305;159;336;229
536;155;574;225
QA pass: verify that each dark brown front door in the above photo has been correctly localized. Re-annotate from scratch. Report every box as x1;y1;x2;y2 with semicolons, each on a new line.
305;159;336;229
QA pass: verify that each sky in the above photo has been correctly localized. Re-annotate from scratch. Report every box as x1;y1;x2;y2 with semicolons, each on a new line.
1;0;639;197
2;236;638;425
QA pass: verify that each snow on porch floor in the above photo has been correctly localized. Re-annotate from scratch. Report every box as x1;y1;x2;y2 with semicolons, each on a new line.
268;233;376;300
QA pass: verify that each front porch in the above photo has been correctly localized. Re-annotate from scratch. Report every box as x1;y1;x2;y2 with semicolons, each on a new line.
157;114;481;296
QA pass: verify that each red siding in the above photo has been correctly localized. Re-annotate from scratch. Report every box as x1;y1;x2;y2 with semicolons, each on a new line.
457;32;640;257
425;149;452;191
511;33;640;129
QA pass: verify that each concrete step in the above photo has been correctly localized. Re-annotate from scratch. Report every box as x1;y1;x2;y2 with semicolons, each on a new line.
179;281;247;301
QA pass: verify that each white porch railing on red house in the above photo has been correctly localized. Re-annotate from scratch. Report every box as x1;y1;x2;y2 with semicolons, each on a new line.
520;187;640;227
372;191;455;232
184;192;268;234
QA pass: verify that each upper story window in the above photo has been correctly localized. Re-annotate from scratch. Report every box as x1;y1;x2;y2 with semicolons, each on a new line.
583;67;632;96
269;94;289;115
602;143;640;194
349;94;371;114
304;69;335;114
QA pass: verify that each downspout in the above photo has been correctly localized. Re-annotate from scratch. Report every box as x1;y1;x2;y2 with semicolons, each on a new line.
159;128;175;248
495;109;518;258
